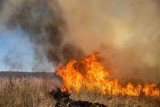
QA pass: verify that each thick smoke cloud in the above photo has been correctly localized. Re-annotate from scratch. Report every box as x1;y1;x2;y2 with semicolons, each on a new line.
0;0;84;71
58;0;160;82
1;0;160;82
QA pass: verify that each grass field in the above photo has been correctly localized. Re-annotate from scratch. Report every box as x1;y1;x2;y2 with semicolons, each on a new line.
0;78;160;107
0;78;56;107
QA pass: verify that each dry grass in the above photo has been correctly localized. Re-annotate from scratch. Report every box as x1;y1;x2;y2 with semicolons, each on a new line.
71;87;160;107
0;78;56;107
0;78;160;107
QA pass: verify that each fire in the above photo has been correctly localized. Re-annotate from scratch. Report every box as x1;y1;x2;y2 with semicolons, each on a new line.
56;53;160;96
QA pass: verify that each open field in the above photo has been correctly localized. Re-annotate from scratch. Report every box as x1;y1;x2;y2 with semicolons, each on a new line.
0;78;56;107
0;72;160;107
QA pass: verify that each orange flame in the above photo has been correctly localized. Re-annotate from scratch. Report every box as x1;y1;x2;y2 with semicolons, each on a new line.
56;53;160;96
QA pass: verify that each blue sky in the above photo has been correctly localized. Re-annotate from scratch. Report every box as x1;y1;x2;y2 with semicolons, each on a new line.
0;27;34;71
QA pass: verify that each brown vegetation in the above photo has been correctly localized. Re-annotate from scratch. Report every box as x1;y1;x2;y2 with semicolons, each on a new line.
71;88;160;107
0;78;56;107
0;77;160;107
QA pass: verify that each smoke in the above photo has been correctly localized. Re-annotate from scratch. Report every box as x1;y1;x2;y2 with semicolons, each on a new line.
58;0;160;82
2;50;24;71
1;0;160;82
0;0;84;71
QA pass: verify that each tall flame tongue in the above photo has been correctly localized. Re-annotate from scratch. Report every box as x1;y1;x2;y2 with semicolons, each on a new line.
56;53;160;96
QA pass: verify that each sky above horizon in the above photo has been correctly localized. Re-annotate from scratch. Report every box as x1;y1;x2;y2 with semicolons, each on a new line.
0;27;34;71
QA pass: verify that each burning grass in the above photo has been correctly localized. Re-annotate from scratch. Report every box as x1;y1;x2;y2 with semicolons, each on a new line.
56;53;160;96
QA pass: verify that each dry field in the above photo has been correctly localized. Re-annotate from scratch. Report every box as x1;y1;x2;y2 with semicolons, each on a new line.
0;78;160;107
0;78;56;107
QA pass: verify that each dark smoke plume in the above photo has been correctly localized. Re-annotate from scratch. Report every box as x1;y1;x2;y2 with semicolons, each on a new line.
1;0;160;82
0;0;84;69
